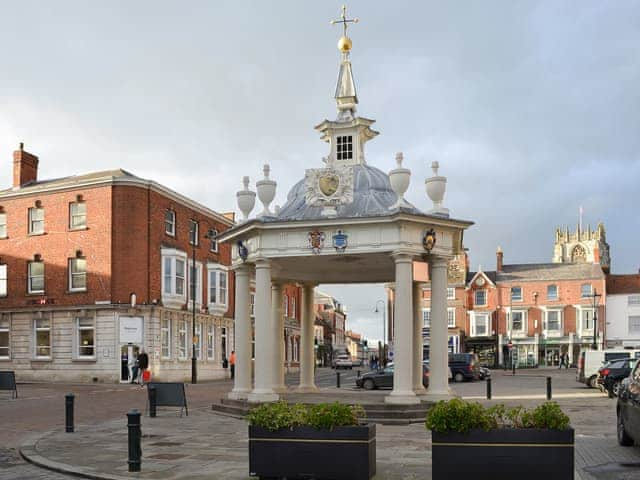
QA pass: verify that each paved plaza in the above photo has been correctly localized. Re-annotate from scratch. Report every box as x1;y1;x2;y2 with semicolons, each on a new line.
2;369;640;479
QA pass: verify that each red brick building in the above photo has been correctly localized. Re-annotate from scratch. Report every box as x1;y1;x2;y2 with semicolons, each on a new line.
0;144;236;382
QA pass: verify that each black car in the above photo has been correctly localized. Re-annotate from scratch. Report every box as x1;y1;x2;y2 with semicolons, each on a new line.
449;353;480;382
598;358;637;398
616;361;640;446
355;364;429;390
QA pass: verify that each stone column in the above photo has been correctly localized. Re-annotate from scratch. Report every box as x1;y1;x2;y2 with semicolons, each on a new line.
228;264;252;400
534;333;539;367
413;282;427;395
298;283;318;392
248;259;279;403
385;252;419;404
271;282;287;392
568;332;574;364
425;255;452;399
498;333;504;366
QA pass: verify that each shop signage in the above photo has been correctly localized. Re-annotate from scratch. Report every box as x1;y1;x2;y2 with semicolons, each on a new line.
119;317;143;344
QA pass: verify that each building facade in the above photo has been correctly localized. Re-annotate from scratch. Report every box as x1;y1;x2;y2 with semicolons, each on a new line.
605;275;640;349
0;145;235;382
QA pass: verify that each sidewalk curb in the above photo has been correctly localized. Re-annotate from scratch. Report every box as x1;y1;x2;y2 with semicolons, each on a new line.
20;431;134;480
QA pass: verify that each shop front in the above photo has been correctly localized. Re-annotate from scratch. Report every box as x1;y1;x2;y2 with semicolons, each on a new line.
465;336;498;367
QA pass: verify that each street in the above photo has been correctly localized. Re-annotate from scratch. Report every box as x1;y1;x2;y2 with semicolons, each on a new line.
1;368;640;479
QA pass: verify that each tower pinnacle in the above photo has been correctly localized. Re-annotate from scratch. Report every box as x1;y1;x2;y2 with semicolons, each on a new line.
331;5;359;121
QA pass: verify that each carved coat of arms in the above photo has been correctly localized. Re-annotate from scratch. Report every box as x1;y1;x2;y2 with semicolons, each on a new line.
423;228;437;251
308;230;325;254
305;167;354;217
332;230;348;253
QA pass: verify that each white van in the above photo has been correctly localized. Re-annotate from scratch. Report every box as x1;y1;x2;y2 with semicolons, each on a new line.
577;349;640;388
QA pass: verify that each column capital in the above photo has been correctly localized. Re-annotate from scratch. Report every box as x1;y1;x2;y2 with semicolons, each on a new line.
391;250;415;263
254;257;271;269
428;254;451;268
232;263;253;275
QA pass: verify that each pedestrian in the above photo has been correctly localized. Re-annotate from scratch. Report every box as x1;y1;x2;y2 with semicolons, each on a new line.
564;352;570;369
229;350;236;379
128;350;139;384
138;348;149;386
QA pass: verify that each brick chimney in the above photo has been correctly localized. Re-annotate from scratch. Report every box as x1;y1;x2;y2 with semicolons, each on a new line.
496;246;504;273
13;143;39;188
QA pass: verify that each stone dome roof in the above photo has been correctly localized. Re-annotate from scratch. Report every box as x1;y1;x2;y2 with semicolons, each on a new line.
269;164;423;222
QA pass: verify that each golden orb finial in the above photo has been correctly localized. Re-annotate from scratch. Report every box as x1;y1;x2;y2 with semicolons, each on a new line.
338;35;352;52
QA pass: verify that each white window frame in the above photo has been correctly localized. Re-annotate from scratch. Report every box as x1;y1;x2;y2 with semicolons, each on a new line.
283;294;289;317
422;309;431;328
189;219;199;246
336;135;353;161
161;316;171;359
509;309;528;335
76;317;95;359
207;263;229;313
178;319;188;360
195;322;202;360
628;295;640;307
547;284;558;301
165;209;176;236
68;257;87;292
250;293;255;318
447;307;456;328
69;202;86;229
161;248;187;308
291;295;297;319
0;212;6;239
471;312;490;337
543;309;563;335
629;316;640;335
474;289;487;306
28;261;45;294
187;260;203;307
28;207;44;235
576;306;595;333
0;318;10;359
209;228;218;253
207;322;215;360
0;264;6;297
511;287;523;302
581;283;593;298
34;318;51;359
447;287;455;300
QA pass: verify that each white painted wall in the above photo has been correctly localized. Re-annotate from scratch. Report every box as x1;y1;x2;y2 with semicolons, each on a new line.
606;294;640;347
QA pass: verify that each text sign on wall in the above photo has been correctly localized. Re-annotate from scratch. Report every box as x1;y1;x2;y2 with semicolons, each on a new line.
119;317;143;344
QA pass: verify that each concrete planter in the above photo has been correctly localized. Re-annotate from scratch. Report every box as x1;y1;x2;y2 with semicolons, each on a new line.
249;424;376;480
432;427;574;480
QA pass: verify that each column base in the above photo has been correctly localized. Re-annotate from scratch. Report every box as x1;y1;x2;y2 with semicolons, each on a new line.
296;385;319;393
228;389;250;400
384;391;420;405
422;386;456;402
272;384;289;393
414;386;428;395
247;390;280;403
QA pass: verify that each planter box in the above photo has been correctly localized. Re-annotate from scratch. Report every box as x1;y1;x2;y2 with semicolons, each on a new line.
432;428;574;480
249;424;376;480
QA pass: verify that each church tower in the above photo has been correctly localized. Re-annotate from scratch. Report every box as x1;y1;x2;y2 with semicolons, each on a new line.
552;222;611;272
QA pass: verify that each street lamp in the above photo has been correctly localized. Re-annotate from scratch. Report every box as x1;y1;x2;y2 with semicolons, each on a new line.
375;300;386;367
591;288;602;351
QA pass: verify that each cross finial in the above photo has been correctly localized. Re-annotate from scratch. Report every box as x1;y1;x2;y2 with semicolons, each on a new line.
331;5;359;37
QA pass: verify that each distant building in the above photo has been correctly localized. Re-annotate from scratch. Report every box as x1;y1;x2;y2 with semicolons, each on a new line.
315;291;346;352
0;144;235;382
605;275;640;349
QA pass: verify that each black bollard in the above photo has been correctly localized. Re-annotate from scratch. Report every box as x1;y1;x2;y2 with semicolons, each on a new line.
546;376;552;400
486;378;492;400
127;409;142;472
149;386;157;418
336;371;341;388
65;393;74;433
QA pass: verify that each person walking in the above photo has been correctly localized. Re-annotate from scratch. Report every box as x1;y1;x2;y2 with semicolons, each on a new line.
128;350;139;384
229;350;236;380
564;352;570;369
138;348;149;386
558;352;565;369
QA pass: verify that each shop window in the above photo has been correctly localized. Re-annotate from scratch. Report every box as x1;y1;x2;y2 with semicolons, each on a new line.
0;319;9;358
34;318;51;358
161;316;171;359
76;318;95;358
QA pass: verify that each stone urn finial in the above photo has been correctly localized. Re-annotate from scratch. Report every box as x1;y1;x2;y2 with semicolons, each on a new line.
425;161;449;217
388;152;411;210
236;176;256;221
256;164;277;217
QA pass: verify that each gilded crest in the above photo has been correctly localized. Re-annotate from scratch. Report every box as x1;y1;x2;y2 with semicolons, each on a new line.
423;228;437;251
308;230;325;254
319;173;340;197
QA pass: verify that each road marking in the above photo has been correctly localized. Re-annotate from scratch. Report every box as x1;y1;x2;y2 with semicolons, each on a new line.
463;392;604;400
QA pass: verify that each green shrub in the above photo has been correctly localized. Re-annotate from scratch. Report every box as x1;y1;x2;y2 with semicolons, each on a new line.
425;399;570;433
247;401;365;431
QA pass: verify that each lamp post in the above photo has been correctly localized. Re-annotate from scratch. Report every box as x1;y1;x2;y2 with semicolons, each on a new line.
591;288;602;351
375;300;386;367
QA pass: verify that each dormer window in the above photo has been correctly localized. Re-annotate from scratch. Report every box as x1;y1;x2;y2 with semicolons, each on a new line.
336;135;353;161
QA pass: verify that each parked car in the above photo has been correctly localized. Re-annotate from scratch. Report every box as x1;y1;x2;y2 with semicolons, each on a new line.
332;355;353;369
356;364;429;390
448;353;480;382
616;362;640;446
577;349;640;388
597;358;637;398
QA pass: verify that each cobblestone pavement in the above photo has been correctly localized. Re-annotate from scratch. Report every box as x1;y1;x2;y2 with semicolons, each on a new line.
2;369;640;479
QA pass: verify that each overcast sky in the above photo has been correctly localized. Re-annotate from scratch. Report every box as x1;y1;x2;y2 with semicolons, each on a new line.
1;2;638;343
